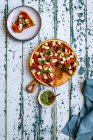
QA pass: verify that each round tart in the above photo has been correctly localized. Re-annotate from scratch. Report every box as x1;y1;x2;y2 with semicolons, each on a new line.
29;39;78;87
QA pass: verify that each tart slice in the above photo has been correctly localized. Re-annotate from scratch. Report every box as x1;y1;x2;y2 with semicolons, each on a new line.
12;10;35;33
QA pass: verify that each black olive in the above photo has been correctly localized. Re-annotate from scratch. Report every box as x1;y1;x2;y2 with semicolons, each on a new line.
31;66;35;70
46;78;51;83
62;48;65;52
71;62;74;65
55;62;59;66
38;55;41;58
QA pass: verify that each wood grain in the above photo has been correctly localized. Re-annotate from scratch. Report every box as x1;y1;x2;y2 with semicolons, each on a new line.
0;0;8;139
6;0;23;140
56;0;70;139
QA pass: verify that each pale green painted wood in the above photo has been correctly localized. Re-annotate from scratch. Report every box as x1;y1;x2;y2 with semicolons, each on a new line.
87;0;93;79
37;0;56;140
56;0;70;139
23;0;39;140
70;0;86;116
0;1;8;139
6;0;23;140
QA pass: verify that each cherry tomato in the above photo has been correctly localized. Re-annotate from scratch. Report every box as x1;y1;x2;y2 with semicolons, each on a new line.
54;43;59;51
33;54;38;64
12;23;22;33
67;58;75;64
38;47;46;53
35;74;42;80
20;11;30;19
31;64;39;71
43;64;52;69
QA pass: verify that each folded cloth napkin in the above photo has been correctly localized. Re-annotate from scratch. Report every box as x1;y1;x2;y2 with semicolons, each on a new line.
62;79;93;140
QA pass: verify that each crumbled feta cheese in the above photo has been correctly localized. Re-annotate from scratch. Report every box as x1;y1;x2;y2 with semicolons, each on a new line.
18;24;23;31
42;57;45;60
45;42;48;46
40;52;43;56
49;82;53;86
42;45;45;48
71;52;74;55
69;70;73;74
70;55;74;58
65;49;68;52
57;50;61;53
55;53;57;56
58;41;61;45
52;59;57;63
32;59;34;63
38;58;42;61
63;57;66;61
61;61;64;64
61;52;64;56
45;67;48;70
45;46;50;49
38;66;42;69
67;57;70;60
25;19;30;24
19;15;23;18
35;52;39;55
37;71;40;75
49;68;52;71
32;69;36;73
50;73;53;77
46;62;49;65
44;75;47;79
74;63;77;66
69;66;71;70
52;41;56;46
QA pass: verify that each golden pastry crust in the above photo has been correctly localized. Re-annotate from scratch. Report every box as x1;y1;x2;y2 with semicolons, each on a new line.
29;39;78;87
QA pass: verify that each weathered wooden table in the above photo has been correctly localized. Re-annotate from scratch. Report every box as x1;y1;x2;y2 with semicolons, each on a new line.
0;0;93;140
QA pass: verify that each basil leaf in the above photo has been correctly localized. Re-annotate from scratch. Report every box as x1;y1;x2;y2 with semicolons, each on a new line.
40;69;45;74
39;60;46;64
18;17;24;24
66;64;70;68
64;54;68;59
58;46;62;50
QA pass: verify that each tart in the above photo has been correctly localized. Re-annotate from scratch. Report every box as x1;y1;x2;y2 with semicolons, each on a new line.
30;39;78;86
12;10;35;33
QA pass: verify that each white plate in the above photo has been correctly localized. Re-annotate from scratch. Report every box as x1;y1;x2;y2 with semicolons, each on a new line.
7;6;41;41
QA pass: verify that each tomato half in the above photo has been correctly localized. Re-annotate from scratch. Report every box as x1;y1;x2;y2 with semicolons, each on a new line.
33;54;39;64
67;58;75;64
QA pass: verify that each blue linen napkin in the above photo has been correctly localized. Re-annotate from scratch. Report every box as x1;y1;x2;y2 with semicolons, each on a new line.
62;79;93;140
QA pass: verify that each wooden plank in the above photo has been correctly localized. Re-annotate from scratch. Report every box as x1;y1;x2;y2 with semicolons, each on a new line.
70;0;86;116
56;0;70;139
6;0;23;140
0;1;8;139
87;0;93;79
22;1;39;140
37;0;55;140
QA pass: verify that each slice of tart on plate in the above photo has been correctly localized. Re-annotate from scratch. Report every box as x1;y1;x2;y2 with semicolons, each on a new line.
12;10;35;33
7;6;41;41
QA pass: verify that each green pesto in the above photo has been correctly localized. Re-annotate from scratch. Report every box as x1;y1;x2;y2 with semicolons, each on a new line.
40;91;55;106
